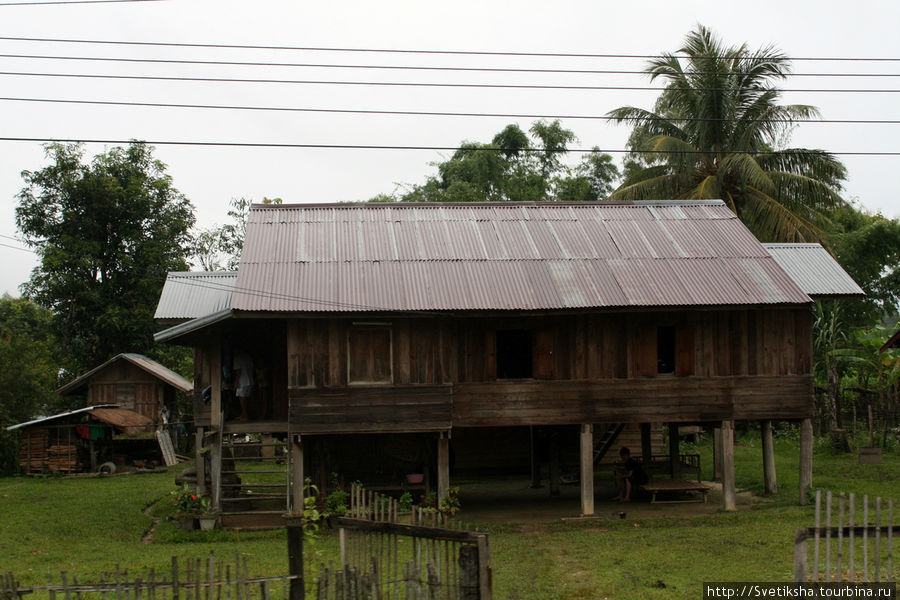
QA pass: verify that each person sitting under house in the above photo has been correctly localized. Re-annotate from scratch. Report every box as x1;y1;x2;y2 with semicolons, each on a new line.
613;447;648;502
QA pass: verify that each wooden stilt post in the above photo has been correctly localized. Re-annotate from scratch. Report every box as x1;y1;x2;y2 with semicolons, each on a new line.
713;427;723;480
722;420;737;511
549;431;560;497
291;434;304;513
640;423;652;464
668;422;680;478
286;518;304;600
580;424;594;516
799;418;813;506
195;427;206;496
529;426;542;489
761;420;777;495
210;428;223;512
437;431;450;503
209;339;223;512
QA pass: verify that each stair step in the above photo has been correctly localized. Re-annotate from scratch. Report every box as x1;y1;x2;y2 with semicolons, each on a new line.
221;483;286;488
222;470;287;475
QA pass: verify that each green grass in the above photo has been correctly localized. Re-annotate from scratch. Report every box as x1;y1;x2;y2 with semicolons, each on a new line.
1;439;897;600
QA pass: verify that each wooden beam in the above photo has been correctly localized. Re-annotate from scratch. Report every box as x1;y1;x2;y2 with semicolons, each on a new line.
549;431;560;497
209;341;222;431
291;434;305;513
668;422;680;478
437;431;450;503
580;424;594;516
721;420;736;511
210;428;222;512
639;423;652;464
529;426;542;489
761;419;777;495
195;427;206;496
713;427;723;480
799;418;813;505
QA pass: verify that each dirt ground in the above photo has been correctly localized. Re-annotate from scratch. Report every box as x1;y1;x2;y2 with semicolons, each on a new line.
456;477;768;525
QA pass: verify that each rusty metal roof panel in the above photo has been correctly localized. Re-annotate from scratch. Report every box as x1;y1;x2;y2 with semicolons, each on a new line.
230;201;813;312
763;243;865;298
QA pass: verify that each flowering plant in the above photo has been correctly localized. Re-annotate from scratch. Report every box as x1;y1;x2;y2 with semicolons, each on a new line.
170;484;212;515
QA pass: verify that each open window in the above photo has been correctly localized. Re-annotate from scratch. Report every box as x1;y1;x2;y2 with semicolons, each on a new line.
348;325;393;384
657;325;675;375
496;330;533;379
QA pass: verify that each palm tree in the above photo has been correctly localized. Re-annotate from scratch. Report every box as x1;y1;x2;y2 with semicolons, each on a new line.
608;25;847;242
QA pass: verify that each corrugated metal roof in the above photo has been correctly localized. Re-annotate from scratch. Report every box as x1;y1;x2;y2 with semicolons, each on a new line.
89;407;154;431
227;201;811;312
154;271;236;322
763;243;865;299
6;405;117;431
57;353;192;395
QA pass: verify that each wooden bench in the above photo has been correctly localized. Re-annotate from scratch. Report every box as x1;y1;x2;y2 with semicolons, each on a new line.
640;478;710;504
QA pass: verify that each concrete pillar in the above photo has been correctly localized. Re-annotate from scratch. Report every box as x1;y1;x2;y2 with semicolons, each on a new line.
721;420;736;511
799;418;813;505
580;424;594;516
761;420;777;495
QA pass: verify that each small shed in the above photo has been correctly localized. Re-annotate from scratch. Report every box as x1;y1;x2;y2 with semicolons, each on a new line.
7;405;154;474
57;353;192;423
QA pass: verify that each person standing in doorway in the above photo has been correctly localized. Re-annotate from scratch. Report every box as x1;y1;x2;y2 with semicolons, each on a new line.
233;350;254;421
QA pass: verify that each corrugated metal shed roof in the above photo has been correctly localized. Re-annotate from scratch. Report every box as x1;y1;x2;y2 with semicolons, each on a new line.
230;201;811;312
763;243;865;299
57;353;192;395
154;271;236;322
7;405;117;431
6;406;153;433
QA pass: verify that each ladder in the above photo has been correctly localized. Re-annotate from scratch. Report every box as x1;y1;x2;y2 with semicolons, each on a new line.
218;435;290;519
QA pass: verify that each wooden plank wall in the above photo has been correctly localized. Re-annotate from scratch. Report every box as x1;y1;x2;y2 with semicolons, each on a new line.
287;308;812;388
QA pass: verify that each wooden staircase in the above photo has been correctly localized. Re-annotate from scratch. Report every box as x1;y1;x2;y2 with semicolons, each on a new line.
593;424;625;464
218;436;290;529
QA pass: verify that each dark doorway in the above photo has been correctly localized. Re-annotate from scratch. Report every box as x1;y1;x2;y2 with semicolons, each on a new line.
497;330;533;379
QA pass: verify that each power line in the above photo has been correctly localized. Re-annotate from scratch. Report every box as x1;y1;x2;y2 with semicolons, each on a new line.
1;70;898;92
1;136;898;156
0;35;898;62
1;52;898;77
0;0;162;5
3;96;899;124
0;240;33;253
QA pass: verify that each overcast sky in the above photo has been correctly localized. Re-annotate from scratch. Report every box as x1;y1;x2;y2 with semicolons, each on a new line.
1;0;898;296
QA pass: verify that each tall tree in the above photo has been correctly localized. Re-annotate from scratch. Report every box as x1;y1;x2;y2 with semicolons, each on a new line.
608;25;847;242
16;142;195;376
392;120;618;203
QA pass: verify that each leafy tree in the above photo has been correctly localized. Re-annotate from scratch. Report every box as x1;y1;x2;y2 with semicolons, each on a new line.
393;120;619;203
0;295;61;473
608;25;847;242
0;295;59;425
16;142;196;376
192;196;282;271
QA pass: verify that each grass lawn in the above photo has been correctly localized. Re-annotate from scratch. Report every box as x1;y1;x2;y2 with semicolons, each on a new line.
1;434;897;600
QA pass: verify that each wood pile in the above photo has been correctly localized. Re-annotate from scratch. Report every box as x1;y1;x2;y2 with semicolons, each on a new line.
17;430;81;473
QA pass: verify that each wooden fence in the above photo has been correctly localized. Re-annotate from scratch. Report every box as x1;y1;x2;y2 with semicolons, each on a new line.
1;553;295;600
794;490;897;582
310;484;491;600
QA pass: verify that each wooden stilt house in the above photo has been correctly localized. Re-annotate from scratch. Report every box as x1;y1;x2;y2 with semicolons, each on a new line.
155;201;863;518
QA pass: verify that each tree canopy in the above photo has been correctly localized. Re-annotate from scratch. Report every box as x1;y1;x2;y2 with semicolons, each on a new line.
608;25;847;243
387;120;619;203
15;142;195;376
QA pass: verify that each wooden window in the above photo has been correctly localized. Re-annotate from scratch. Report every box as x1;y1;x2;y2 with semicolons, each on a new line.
348;326;393;383
116;383;136;409
657;326;675;375
496;330;533;379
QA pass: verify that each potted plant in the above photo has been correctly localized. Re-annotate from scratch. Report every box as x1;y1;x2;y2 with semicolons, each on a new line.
170;484;216;530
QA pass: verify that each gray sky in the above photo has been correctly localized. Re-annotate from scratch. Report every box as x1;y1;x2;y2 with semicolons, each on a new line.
1;0;898;295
